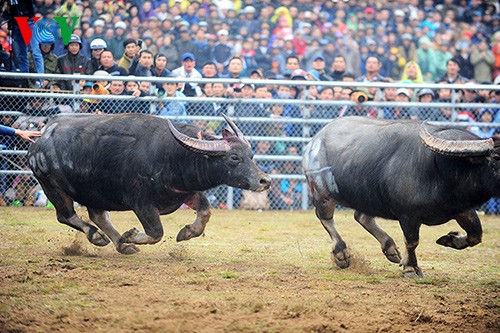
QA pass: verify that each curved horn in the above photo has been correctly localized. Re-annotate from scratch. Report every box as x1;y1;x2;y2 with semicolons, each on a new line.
221;113;251;148
167;120;230;156
419;122;494;157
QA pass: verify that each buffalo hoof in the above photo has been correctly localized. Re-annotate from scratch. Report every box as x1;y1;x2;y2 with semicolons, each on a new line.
120;227;141;244
118;243;140;255
384;247;402;264
88;229;110;247
402;266;424;279
436;231;468;249
333;250;351;269
176;225;202;242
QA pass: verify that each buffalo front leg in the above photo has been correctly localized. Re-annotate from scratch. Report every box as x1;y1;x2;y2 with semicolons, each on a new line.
399;218;423;278
88;208;139;255
177;193;211;242
120;206;164;245
354;211;401;264
436;209;482;249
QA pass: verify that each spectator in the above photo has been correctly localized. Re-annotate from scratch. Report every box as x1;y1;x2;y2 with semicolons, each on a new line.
175;26;196;60
417;36;436;82
57;34;89;91
29;31;59;89
157;77;187;118
193;31;214;71
400;60;424;83
86;38;107;75
254;37;272;72
437;57;469;84
384;88;412;120
470;39;495;83
129;49;154;77
213;29;233;74
159;35;179;71
171;52;202;97
151;53;171;89
107;21;127;59
201;61;219;78
310;55;332;81
117;39;138;72
285;55;300;72
96;80;129;114
356;55;386;83
98;49;128;76
54;0;82;17
434;42;454;80
455;43;474;80
330;55;347;81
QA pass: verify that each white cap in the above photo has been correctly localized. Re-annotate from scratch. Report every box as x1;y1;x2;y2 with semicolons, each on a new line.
94;19;105;27
114;21;126;30
396;88;411;98
217;29;228;36
90;38;107;49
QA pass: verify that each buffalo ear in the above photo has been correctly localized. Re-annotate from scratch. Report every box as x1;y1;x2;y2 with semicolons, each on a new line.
221;128;233;140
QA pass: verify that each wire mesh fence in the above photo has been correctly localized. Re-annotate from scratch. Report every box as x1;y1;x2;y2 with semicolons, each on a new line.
1;74;499;213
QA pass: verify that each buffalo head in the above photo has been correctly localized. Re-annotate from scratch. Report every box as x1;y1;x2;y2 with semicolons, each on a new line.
167;114;271;192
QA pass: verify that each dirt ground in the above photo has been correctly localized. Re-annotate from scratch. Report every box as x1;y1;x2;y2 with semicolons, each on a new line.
0;207;499;333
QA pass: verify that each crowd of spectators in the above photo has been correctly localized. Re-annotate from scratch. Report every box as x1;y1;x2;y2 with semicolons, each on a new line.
0;0;500;211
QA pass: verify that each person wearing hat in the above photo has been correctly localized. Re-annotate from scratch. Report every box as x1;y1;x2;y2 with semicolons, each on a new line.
174;26;196;60
311;55;333;81
28;29;59;89
57;34;90;90
86;38;107;75
117;39;138;71
383;88;412;119
213;29;232;73
171;52;202;97
106;21;128;59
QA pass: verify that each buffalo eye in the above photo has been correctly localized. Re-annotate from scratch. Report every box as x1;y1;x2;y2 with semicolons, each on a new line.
229;154;241;165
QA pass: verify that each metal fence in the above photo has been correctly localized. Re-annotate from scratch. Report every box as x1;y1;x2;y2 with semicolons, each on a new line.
1;73;499;213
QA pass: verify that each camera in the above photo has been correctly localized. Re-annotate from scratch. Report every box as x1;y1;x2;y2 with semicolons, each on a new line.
138;39;143;47
155;88;166;97
351;90;369;103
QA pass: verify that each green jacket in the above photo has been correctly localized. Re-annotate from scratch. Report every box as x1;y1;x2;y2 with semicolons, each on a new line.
29;52;60;87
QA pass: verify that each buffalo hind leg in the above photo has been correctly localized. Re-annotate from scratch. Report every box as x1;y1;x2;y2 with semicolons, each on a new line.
120;205;164;245
436;209;482;249
399;218;423;278
177;193;211;242
354;211;401;264
39;180;109;247
315;199;351;269
88;208;138;255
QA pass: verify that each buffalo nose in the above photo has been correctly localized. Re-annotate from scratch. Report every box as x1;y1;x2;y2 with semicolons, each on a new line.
260;174;271;190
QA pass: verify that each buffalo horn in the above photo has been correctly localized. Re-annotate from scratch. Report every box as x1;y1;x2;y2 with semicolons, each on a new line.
221;113;251;148
167;120;230;156
419;122;494;157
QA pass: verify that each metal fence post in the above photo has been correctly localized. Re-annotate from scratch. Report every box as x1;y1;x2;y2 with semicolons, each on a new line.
227;186;234;210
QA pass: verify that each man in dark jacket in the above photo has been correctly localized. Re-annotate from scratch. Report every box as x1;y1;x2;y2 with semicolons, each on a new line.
97;49;128;76
57;34;90;90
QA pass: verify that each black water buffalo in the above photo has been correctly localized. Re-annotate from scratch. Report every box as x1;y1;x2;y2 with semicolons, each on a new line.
28;114;271;254
303;116;496;277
